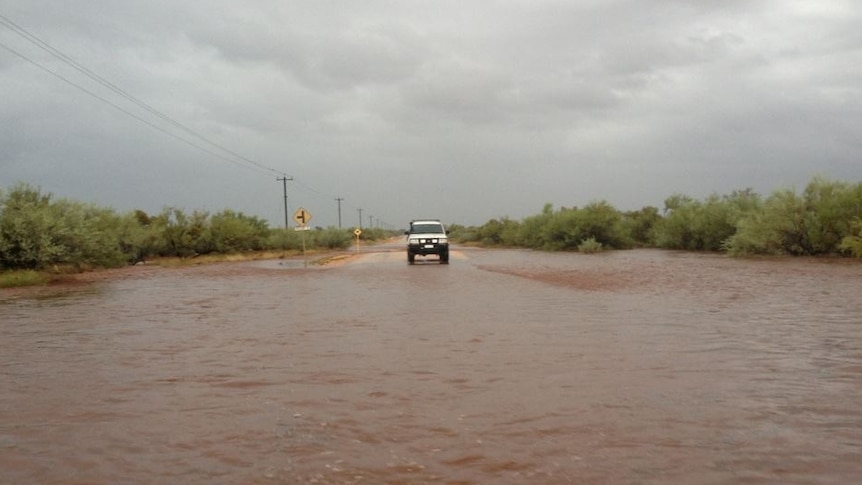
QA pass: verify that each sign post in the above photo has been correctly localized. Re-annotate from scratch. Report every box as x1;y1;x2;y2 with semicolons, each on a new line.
293;208;312;267
353;228;362;253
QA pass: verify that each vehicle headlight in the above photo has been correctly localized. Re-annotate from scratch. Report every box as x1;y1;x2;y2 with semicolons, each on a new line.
438;237;448;244
409;237;420;244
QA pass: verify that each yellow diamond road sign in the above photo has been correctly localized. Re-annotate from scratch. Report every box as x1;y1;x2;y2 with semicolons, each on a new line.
293;207;311;226
354;228;362;236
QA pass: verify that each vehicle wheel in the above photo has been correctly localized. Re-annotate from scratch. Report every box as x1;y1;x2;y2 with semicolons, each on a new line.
407;252;415;264
440;252;449;264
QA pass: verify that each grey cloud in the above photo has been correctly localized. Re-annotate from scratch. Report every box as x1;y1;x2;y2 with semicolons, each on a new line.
2;0;860;227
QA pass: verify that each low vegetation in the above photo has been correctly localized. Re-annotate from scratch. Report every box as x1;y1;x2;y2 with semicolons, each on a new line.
0;183;394;286
0;269;50;288
839;218;862;257
450;176;862;257
2;176;860;287
577;237;603;254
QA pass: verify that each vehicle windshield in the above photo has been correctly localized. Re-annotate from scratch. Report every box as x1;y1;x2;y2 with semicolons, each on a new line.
411;223;444;234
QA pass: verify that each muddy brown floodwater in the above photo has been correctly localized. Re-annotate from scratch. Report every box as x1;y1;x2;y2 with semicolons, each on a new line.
2;245;862;484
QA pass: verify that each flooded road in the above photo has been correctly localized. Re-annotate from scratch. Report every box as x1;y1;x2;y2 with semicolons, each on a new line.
2;245;862;484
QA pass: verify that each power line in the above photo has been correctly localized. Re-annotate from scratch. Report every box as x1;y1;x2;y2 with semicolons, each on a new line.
0;13;285;177
0;39;281;177
0;13;393;227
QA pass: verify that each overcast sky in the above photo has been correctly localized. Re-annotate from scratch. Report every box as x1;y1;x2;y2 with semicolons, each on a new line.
2;1;860;228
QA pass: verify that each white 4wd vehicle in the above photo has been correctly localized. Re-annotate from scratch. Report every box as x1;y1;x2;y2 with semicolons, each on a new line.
405;220;449;264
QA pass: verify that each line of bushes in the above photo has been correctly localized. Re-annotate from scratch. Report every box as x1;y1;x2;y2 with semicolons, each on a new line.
0;183;393;272
449;176;862;257
3;176;860;276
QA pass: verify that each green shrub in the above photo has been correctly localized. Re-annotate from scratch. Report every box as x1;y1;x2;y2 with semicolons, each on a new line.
147;208;209;257
205;210;271;253
724;179;862;256
802;177;862;254
574;201;626;248
266;229;302;251
0;269;50;288
578;237;603;254
838;218;862;257
621;206;660;247
0;184;67;269
448;224;478;243
530;202;624;250
477;218;506;245
312;228;352;249
0;184;131;269
654;190;761;251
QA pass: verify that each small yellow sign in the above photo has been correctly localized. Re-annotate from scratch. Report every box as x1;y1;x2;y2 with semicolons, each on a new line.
354;228;362;236
293;207;311;226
